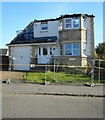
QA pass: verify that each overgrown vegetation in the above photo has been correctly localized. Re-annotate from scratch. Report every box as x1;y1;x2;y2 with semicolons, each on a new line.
96;42;105;60
24;71;91;84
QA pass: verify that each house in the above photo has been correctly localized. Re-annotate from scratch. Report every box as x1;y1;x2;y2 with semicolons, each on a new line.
0;49;9;71
7;14;95;71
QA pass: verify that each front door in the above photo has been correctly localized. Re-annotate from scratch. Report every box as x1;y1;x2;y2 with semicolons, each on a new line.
37;46;52;64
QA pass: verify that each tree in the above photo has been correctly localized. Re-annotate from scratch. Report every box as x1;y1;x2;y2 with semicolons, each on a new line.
96;42;105;60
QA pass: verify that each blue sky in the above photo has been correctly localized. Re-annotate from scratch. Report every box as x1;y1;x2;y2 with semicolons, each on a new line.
2;2;103;48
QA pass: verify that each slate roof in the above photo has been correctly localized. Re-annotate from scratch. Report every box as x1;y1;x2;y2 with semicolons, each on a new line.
7;35;57;45
7;14;95;46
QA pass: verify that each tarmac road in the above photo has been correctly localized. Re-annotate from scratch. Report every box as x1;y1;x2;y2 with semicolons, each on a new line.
2;83;104;96
2;94;103;118
2;83;104;118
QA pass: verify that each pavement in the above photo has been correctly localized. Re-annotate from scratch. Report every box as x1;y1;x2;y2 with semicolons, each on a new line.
2;81;105;97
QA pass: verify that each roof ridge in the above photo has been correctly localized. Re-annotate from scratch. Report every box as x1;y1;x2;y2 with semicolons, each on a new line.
34;14;95;22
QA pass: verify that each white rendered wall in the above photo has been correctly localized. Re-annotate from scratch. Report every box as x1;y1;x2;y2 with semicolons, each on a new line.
34;20;59;38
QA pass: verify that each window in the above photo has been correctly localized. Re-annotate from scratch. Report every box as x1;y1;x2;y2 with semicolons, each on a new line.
41;22;48;31
65;18;72;29
50;48;52;55
53;48;55;50
65;44;72;55
39;47;41;55
73;18;80;28
64;43;80;56
43;47;48;55
60;45;62;55
65;17;80;29
73;44;80;56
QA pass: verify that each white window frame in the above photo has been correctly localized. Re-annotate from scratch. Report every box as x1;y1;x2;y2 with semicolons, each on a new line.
64;43;80;56
73;17;80;28
65;18;72;29
65;17;80;29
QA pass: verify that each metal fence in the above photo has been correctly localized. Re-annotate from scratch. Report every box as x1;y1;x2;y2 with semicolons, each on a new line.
2;57;105;84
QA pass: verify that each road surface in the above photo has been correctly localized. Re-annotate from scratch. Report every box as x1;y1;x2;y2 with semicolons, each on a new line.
2;94;103;118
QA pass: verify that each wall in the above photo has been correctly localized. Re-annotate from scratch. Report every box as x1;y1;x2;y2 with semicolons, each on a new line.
85;17;94;57
59;29;81;42
0;56;9;71
34;20;59;38
52;56;82;66
59;16;94;58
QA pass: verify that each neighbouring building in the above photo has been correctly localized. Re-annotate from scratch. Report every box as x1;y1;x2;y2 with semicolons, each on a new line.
0;49;9;71
7;14;95;71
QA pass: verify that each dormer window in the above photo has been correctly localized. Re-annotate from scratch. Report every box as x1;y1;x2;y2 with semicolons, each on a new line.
41;22;48;31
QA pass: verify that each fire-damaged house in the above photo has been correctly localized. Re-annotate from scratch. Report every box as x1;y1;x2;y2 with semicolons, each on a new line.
7;14;95;71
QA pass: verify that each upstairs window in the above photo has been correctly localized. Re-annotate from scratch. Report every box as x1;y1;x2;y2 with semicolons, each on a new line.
73;18;80;28
65;18;72;29
65;17;80;29
41;22;48;31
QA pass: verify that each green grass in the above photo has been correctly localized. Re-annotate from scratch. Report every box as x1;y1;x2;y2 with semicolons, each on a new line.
24;71;91;84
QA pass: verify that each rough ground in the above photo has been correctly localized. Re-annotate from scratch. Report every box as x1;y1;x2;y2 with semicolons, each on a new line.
1;71;25;80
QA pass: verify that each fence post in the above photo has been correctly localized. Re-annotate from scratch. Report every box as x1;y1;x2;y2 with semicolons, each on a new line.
98;58;100;83
91;59;95;83
54;58;56;82
45;58;47;85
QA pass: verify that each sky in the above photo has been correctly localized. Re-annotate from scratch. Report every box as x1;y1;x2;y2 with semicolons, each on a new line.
1;2;103;48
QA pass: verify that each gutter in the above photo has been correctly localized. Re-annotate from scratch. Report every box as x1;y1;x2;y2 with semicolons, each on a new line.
6;42;57;47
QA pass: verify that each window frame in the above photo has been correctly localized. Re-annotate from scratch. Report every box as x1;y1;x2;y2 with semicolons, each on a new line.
43;47;48;55
50;47;52;55
39;47;41;55
73;17;80;28
41;22;48;31
65;17;80;30
64;43;80;56
65;18;72;29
